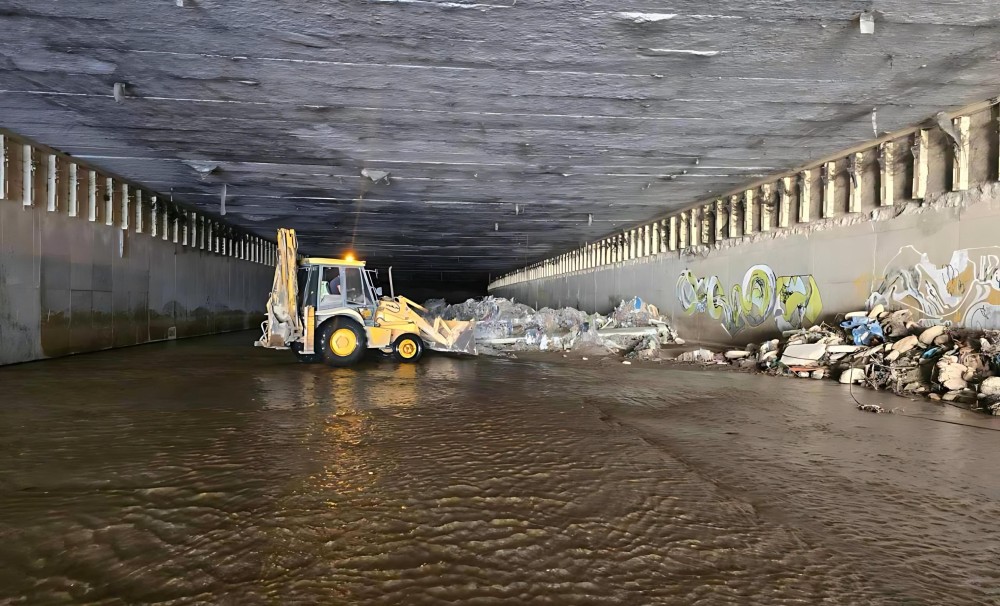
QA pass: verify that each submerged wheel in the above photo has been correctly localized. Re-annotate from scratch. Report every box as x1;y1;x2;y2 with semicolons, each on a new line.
392;334;425;363
318;317;367;367
291;342;322;364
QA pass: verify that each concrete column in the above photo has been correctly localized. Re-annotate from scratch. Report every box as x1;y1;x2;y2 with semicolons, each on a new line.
133;190;143;232
679;212;689;249
87;171;97;222
729;194;740;237
688;209;699;247
162;203;170;241
778;178;791;227
848;152;862;213
105;177;115;226
799;170;811;223
21;144;33;207
879;142;894;206
701;204;712;242
120;183;130;230
759;186;771;232
67;163;78;218
714;199;725;241
45;154;57;212
954;116;970;191
0;135;7;199
913;129;928;200
821;162;834;218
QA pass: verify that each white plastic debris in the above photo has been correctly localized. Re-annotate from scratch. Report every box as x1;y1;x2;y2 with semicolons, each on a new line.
828;345;863;354
943;378;969;391
857;403;885;413
918;325;946;345
780;343;827;367
677;348;715;363
980;377;1000;397
891;335;919;353
839;368;866;384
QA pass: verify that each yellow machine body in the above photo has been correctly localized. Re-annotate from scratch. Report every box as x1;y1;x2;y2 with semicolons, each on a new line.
256;229;477;363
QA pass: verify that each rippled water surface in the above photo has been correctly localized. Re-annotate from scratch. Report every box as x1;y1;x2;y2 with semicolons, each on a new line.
2;333;999;604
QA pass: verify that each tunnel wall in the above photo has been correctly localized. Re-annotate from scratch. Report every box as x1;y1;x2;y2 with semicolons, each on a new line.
492;184;1000;346
491;102;1000;346
0;134;274;366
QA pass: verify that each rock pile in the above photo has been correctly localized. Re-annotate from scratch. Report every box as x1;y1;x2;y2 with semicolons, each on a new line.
673;306;1000;415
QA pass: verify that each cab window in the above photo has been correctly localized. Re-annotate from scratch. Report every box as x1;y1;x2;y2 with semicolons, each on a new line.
343;267;369;306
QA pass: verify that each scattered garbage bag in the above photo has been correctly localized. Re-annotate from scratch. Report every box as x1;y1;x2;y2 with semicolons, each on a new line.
840;316;885;346
610;297;662;328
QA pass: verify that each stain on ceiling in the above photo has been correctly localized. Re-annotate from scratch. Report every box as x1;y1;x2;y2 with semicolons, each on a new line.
2;1;1000;291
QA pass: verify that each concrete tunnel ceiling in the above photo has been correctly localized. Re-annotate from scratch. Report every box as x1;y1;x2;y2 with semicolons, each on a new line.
3;1;1000;291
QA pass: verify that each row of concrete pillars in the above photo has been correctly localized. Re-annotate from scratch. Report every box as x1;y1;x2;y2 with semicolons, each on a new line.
0;131;276;266
492;99;998;289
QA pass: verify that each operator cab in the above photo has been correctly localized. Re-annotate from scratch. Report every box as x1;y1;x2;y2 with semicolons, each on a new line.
298;257;384;325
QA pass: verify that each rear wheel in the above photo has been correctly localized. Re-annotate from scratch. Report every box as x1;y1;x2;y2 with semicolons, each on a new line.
318;317;367;367
392;334;424;363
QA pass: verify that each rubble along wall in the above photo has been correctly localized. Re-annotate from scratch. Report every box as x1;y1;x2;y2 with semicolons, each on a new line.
0;181;273;367
491;184;1000;346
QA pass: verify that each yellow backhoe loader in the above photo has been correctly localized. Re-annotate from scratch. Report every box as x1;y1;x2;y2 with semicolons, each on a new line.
255;229;476;366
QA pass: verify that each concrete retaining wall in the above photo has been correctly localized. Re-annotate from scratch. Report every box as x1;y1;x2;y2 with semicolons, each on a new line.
492;184;1000;346
0;195;273;366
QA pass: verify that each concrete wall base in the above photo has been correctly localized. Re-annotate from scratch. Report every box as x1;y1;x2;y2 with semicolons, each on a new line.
1;199;272;365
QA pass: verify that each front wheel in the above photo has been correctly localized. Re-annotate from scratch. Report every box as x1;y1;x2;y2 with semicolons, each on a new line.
392;334;424;363
318;317;367;367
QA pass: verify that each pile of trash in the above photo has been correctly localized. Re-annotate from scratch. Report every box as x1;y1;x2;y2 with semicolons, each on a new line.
422;296;680;357
672;304;1000;415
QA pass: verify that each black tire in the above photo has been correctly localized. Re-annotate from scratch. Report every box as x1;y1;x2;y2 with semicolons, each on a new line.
290;342;323;363
318;317;367;367
392;333;425;363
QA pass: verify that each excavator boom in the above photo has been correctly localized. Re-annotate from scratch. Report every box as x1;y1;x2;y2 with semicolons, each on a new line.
255;228;302;349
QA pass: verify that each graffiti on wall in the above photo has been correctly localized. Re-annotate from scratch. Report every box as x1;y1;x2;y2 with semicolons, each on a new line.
676;265;823;336
868;246;1000;329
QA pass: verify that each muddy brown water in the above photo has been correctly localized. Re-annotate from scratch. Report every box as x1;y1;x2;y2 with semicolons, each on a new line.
1;333;999;605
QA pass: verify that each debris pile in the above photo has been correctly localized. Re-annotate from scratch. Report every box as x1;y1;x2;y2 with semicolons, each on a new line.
671;304;1000;415
422;296;679;357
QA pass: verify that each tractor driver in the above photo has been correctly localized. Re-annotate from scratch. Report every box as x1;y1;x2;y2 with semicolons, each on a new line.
319;267;342;309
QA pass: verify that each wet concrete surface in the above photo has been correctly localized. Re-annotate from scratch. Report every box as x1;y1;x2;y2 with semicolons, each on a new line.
1;333;999;605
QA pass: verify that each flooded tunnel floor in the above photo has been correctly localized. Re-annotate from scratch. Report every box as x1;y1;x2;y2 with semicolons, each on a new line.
1;333;999;604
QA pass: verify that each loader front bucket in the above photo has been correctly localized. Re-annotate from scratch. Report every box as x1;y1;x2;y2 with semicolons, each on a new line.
390;296;478;356
424;319;478;356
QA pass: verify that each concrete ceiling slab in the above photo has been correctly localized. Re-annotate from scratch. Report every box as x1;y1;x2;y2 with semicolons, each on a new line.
2;0;1000;288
